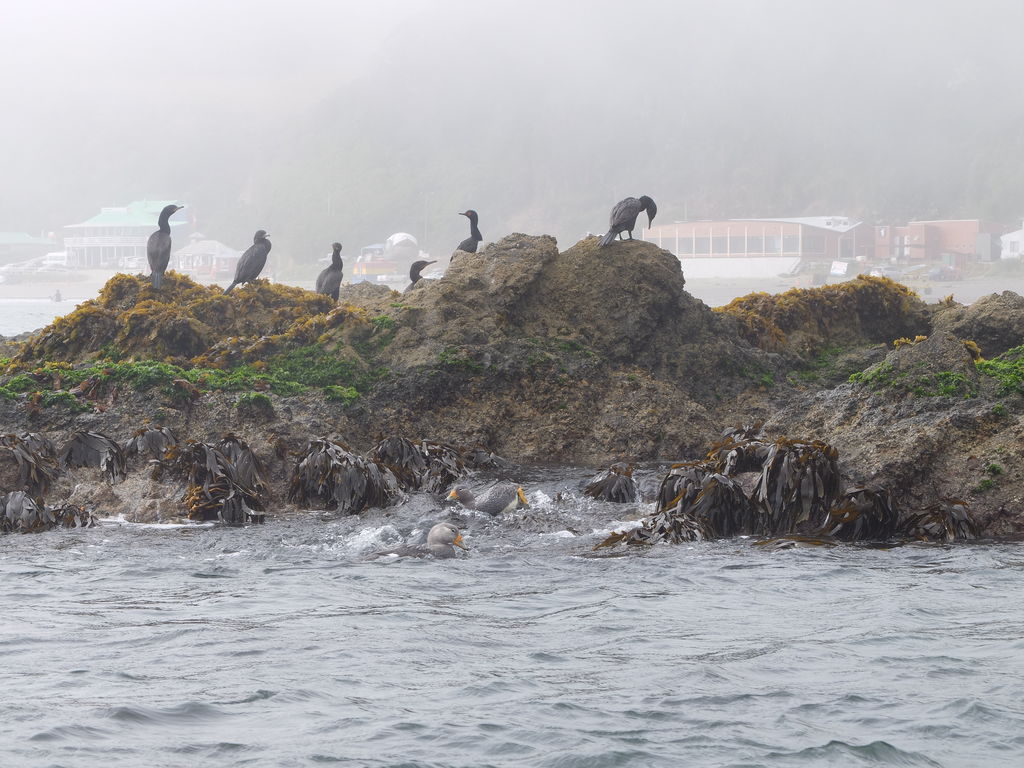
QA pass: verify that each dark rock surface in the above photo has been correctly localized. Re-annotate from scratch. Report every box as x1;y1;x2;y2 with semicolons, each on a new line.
3;234;1024;536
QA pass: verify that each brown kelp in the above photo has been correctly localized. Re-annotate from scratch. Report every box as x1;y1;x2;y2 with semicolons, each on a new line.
169;440;267;525
123;426;178;463
596;427;980;550
817;486;900;542
583;462;637;503
597;462;755;546
60;430;127;484
900;498;979;542
752;438;841;536
367;436;465;494
0;492;96;534
0;433;60;497
289;439;400;514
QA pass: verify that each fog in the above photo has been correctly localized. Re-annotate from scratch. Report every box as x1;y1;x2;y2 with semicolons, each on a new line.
3;0;1023;267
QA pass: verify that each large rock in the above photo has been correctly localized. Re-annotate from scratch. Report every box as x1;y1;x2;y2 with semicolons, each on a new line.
931;291;1024;358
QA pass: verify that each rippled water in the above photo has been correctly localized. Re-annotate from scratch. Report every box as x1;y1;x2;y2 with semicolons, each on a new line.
3;468;1024;767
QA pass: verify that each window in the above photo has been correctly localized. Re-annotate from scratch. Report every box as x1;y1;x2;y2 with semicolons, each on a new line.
764;235;781;254
678;239;693;255
729;235;745;254
747;236;763;253
712;236;728;254
694;237;710;255
783;234;800;253
804;234;826;253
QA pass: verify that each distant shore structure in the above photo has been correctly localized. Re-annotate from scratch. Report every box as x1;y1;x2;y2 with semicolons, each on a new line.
643;216;1004;280
64;200;190;269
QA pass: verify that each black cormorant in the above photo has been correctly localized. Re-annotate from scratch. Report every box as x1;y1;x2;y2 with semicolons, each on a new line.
447;483;528;516
147;204;183;288
224;230;271;294
404;258;437;292
368;522;469;559
455;210;482;254
315;242;344;300
598;196;657;247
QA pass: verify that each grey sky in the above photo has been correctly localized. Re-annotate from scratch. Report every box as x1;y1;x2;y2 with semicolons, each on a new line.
3;1;1023;256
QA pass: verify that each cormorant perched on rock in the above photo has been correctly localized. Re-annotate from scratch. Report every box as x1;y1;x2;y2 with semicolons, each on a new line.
447;483;528;516
455;210;482;254
224;230;271;294
315;242;344;300
147;204;183;288
598;196;657;247
404;259;436;292
368;522;469;559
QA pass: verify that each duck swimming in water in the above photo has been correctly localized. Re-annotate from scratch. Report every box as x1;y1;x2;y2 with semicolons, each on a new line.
447;483;528;516
369;522;469;559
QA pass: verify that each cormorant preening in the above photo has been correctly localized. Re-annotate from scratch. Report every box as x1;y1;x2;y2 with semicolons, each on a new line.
447;484;529;516
405;259;436;292
147;204;184;288
315;242;344;300
455;210;482;254
224;230;271;294
598;196;657;247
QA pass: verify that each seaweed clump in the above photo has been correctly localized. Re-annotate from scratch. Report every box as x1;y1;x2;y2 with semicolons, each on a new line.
366;436;466;494
716;275;929;356
583;462;637;503
597;427;979;550
1;492;96;534
289;439;400;514
17;272;336;364
165;437;267;524
60;431;127;484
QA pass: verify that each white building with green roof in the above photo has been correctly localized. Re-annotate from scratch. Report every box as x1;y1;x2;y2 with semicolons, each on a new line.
64;200;188;268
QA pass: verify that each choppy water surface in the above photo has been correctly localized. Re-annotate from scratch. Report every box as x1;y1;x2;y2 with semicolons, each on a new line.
3;467;1024;767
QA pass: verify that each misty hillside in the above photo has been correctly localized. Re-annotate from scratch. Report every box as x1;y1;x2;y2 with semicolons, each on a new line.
3;0;1024;264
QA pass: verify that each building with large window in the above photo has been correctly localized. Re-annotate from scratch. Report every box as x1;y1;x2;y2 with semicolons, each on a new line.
64;200;188;268
643;217;872;278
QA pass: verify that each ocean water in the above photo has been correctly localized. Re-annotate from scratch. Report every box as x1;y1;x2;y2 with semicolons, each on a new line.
2;467;1023;767
0;299;78;337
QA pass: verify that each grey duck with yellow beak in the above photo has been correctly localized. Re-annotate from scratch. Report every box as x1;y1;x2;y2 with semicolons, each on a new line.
447;483;529;516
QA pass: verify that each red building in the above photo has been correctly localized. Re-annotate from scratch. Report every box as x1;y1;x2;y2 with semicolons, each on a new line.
874;219;1003;267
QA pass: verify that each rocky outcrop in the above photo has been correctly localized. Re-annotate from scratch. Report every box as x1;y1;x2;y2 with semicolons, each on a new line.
4;235;1024;537
931;291;1024;358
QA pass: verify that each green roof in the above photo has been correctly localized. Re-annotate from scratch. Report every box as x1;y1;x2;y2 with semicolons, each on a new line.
0;232;58;246
66;200;186;229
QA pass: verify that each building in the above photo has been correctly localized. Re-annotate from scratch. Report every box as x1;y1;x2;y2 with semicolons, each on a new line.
171;233;241;280
643;216;872;278
875;219;1004;268
0;232;59;265
64;200;188;268
1001;227;1024;259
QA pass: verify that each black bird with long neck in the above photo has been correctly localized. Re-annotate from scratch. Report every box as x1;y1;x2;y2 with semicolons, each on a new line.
315;242;344;300
147;204;184;288
225;230;271;294
456;210;482;254
405;258;436;292
598;195;657;247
